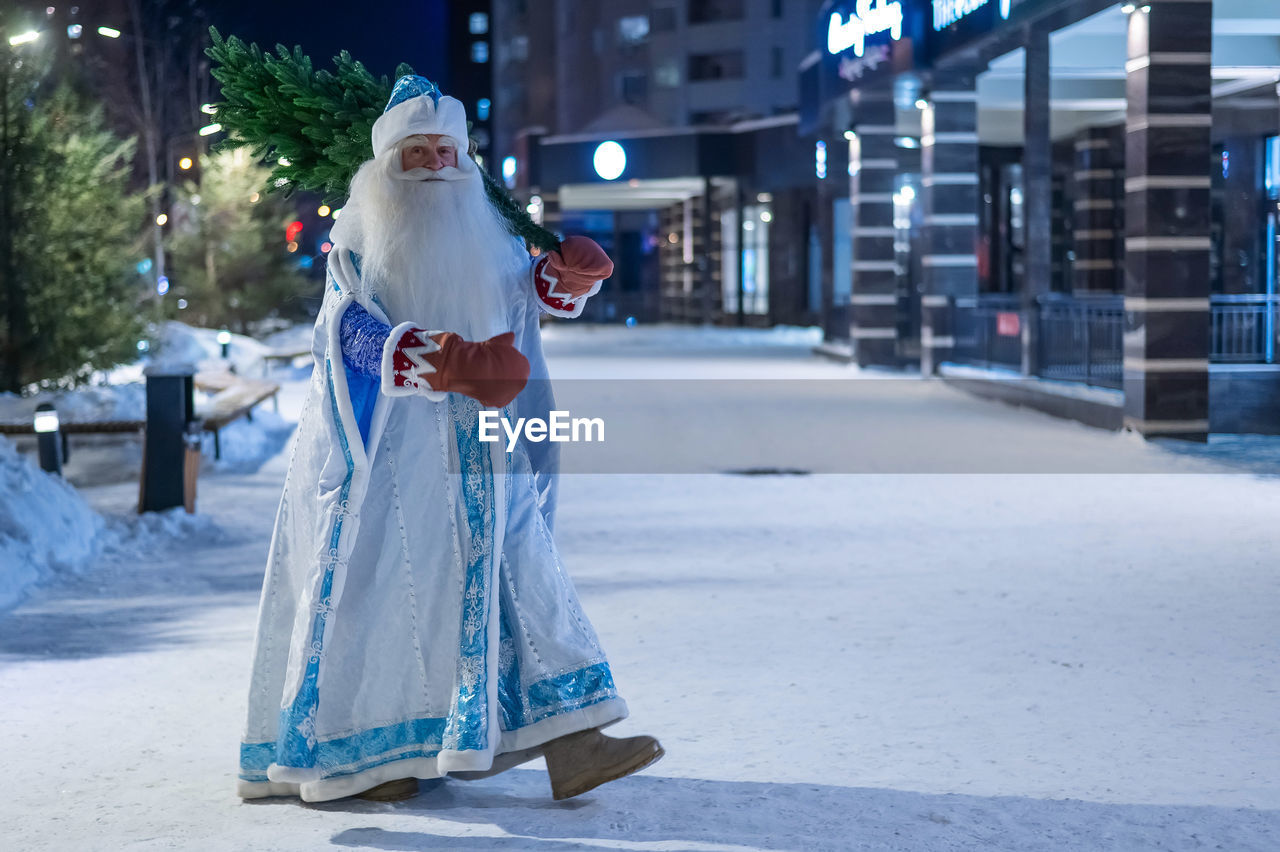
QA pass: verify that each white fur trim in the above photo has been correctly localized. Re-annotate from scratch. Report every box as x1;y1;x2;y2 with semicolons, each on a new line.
497;696;629;753
380;321;448;401
372;95;469;157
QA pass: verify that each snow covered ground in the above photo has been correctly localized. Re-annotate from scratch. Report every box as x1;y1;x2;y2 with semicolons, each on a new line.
2;324;1279;851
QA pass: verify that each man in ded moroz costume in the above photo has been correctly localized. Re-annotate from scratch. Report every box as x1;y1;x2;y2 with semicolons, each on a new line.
236;76;663;803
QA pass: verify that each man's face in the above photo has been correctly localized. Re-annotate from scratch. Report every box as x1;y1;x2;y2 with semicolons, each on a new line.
400;134;458;175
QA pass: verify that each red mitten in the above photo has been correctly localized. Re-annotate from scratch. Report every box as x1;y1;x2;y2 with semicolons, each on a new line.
545;235;613;296
386;328;530;408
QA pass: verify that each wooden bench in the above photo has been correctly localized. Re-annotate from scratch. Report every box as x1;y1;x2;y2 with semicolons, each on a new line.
196;377;281;460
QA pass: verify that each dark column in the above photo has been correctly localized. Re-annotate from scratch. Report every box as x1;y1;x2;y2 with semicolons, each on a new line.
1123;1;1213;440
1073;126;1122;293
850;98;900;367
921;78;980;374
700;175;714;324
1023;24;1053;373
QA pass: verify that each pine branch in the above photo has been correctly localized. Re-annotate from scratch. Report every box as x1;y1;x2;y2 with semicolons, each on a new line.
205;28;560;252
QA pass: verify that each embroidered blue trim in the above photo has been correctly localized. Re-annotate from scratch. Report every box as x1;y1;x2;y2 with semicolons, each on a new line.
497;605;527;731
237;661;615;782
273;359;354;770
441;396;495;752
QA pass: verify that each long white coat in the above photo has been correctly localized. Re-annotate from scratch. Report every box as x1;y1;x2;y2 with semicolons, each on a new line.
236;242;624;802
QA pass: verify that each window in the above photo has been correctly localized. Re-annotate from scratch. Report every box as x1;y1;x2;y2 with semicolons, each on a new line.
770;46;783;79
476;98;491;121
618;15;649;44
471;41;489;63
617;71;648;104
652;5;677;32
688;51;744;81
469;12;489;34
655;60;680;88
689;0;744;24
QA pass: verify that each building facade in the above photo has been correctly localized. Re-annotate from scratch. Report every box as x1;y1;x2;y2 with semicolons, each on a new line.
804;0;1280;438
492;0;825;326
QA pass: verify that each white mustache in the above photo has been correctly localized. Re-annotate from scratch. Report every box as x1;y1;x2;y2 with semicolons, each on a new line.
395;165;469;182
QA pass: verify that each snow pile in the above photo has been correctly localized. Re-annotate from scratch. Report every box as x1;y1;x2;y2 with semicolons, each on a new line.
150;321;271;376
0;382;146;426
203;407;297;474
98;506;224;562
0;436;102;611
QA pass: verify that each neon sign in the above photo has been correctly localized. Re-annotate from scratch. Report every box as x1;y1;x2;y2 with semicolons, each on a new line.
826;0;904;57
932;0;1011;31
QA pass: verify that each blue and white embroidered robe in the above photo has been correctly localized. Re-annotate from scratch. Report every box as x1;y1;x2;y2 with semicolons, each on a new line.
236;242;626;802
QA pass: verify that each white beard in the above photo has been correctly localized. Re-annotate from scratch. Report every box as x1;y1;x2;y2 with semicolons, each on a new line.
332;148;530;340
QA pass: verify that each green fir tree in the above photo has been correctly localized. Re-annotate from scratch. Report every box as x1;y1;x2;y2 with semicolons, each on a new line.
0;63;148;391
166;148;316;334
205;29;561;253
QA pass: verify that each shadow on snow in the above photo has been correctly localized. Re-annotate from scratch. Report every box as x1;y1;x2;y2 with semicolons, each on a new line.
302;770;1280;851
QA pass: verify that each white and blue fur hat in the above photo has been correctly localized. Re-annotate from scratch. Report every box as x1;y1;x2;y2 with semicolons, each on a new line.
371;75;470;158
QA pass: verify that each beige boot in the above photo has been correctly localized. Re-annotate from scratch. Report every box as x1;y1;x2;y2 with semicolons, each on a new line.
542;728;664;801
355;777;419;801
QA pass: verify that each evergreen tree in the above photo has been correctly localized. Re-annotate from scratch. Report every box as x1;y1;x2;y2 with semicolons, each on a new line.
166;148;315;333
0;47;147;391
206;29;561;253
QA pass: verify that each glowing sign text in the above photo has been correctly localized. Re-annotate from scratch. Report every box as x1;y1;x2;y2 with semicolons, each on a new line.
826;0;904;57
932;0;1011;31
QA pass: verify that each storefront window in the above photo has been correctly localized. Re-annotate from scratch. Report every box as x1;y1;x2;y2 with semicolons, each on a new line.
721;203;771;315
1267;136;1280;200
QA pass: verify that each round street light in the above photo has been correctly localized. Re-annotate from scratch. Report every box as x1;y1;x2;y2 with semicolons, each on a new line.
178;157;193;170
593;141;626;181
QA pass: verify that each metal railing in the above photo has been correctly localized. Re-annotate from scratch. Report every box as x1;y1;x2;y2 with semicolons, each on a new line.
1210;294;1280;363
952;294;1023;371
1037;294;1124;389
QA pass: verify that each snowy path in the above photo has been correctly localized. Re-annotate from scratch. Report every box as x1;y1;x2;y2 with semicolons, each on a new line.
3;326;1279;851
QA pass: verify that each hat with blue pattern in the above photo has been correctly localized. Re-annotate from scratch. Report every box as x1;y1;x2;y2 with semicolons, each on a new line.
371;75;469;158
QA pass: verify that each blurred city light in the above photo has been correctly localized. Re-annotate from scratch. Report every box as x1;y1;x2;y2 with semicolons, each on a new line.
317;205;331;217
9;31;40;46
156;276;170;296
815;140;827;179
249;192;260;203
286;241;298;253
67;24;82;38
593;141;626;181
278;157;291;166
200;103;217;114
96;26;121;39
502;156;517;188
190;194;201;206
176;299;188;310
136;258;153;275
285;221;304;242
178;157;193;170
320;241;332;254
331;207;342;219
198;123;222;136
155;213;168;226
